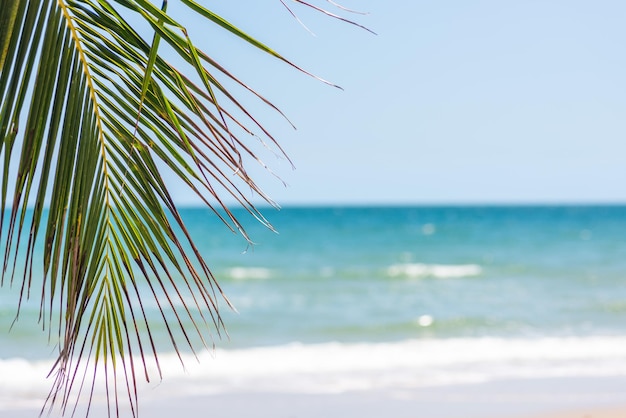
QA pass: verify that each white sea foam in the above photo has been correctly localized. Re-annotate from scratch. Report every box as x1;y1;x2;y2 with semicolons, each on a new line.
416;315;434;327
386;263;482;278
421;223;436;235
3;336;626;409
226;267;272;280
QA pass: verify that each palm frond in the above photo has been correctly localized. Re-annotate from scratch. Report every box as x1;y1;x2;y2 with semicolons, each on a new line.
0;0;369;416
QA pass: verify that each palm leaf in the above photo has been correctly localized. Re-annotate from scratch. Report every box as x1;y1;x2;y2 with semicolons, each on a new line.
0;0;368;416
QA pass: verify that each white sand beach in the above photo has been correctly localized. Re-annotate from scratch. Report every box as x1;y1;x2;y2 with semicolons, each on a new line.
3;375;626;418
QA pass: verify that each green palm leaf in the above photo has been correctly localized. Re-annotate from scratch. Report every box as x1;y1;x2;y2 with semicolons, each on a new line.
0;0;367;416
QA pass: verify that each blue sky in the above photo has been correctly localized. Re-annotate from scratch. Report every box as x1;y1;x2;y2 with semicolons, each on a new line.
168;1;626;206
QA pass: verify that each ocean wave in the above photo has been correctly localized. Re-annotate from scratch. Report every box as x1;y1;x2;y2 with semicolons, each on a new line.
386;263;482;278
2;336;626;408
226;267;272;280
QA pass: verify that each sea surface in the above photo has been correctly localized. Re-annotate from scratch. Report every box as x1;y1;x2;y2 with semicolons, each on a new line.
1;205;626;407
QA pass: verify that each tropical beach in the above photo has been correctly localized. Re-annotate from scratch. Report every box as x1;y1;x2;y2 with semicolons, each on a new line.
2;206;626;417
3;1;626;416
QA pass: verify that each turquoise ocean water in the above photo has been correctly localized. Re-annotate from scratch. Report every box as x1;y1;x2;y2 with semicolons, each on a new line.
2;205;626;406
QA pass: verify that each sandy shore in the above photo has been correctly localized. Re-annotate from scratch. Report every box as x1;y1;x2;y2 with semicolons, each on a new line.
532;407;625;418
3;376;625;418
